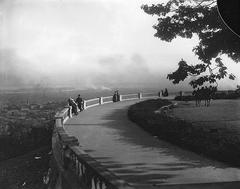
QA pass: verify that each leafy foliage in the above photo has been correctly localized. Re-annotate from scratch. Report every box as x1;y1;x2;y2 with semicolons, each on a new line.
142;0;240;88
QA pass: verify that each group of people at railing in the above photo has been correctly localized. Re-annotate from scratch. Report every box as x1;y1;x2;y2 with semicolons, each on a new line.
161;88;169;97
68;91;122;115
192;86;217;107
67;87;216;115
68;94;83;115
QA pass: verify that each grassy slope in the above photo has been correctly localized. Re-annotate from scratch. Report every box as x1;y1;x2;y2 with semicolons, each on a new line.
128;99;240;167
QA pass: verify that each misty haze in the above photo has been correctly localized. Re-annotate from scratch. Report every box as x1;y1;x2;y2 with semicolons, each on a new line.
1;0;239;91
1;0;240;189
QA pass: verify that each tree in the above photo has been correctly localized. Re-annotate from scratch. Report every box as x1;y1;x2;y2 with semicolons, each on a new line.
142;0;240;88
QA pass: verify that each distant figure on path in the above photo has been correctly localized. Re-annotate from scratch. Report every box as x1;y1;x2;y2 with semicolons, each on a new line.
116;90;120;101
113;91;117;102
68;98;78;115
163;88;168;97
161;90;164;96
76;94;83;111
113;90;120;102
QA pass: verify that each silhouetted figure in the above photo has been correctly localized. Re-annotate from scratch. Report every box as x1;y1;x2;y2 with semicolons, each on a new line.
116;90;120;101
75;94;83;111
113;90;120;102
161;90;164;96
113;91;117;102
163;88;168;97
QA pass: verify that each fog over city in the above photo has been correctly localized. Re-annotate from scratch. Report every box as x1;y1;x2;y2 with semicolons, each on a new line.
1;0;240;91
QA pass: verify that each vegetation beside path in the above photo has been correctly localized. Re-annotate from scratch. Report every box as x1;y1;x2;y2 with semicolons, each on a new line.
128;99;240;167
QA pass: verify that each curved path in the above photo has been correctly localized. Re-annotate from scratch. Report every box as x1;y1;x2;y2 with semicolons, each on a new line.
65;100;240;188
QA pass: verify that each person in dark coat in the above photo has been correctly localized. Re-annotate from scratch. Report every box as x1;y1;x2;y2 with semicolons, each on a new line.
68;98;78;115
113;91;118;102
75;94;83;111
116;90;120;101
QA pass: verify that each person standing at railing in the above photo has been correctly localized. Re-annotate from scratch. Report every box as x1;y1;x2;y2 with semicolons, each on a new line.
68;97;78;115
76;94;83;111
164;88;168;97
113;91;117;102
113;90;120;102
116;90;120;101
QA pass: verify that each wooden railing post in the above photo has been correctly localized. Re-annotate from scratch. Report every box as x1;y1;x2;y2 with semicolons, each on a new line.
99;97;103;105
138;93;142;99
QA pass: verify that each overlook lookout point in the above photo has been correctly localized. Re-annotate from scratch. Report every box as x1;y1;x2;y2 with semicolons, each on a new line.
53;92;240;189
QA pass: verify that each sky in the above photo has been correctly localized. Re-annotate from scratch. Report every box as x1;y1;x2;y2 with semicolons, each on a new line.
0;0;240;91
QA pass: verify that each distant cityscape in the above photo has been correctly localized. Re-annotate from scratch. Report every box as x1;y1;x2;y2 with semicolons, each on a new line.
0;86;239;138
0;99;65;137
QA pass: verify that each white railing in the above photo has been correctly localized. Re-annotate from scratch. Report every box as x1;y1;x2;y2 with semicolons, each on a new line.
53;91;162;189
82;92;161;110
102;96;113;104
121;93;139;101
142;92;160;98
84;98;101;109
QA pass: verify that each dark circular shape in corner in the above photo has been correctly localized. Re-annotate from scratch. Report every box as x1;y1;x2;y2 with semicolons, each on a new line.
217;0;240;38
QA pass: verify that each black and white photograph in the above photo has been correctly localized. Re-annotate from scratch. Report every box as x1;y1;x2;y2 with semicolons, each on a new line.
0;0;240;188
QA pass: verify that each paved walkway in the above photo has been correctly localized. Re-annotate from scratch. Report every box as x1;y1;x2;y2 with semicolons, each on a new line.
65;100;240;188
